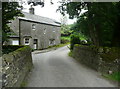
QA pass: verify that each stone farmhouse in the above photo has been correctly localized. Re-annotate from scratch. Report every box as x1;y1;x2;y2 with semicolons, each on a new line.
7;7;61;49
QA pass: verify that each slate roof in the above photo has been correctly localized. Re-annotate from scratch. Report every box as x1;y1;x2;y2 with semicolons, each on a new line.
19;12;61;27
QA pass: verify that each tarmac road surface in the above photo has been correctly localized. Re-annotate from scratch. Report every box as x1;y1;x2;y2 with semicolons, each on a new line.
27;46;117;87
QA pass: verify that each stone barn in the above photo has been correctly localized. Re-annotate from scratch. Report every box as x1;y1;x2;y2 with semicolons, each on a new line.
7;7;61;50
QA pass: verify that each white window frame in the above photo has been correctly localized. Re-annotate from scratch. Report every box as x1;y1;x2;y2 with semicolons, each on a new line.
32;24;36;30
24;38;30;45
44;28;46;34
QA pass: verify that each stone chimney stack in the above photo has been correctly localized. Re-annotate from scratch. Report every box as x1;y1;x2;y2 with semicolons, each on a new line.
29;5;34;14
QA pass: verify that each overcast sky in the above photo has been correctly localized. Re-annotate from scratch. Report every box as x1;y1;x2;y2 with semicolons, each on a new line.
22;0;77;24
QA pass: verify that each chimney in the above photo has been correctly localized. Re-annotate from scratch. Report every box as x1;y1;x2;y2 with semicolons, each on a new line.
29;5;34;14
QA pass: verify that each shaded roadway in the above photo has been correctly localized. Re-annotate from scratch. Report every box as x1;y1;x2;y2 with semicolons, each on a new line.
27;46;117;87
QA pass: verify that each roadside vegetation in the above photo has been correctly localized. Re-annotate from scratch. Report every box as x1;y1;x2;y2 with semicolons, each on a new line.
58;2;120;47
103;72;120;82
2;2;24;55
58;2;120;82
68;50;72;57
48;42;69;49
2;45;24;54
2;2;24;44
60;24;72;44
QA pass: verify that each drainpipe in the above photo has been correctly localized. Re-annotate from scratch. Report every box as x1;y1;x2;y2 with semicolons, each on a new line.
19;19;21;45
0;1;2;89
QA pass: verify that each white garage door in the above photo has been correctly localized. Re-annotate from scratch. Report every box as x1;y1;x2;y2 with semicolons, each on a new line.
12;40;19;45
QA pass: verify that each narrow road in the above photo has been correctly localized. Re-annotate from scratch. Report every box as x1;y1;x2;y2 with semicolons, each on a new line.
27;46;117;87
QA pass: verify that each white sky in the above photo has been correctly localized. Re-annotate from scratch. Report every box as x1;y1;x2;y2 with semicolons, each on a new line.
22;0;77;24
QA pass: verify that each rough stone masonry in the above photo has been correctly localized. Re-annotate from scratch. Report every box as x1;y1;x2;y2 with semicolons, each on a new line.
73;44;120;74
2;46;33;88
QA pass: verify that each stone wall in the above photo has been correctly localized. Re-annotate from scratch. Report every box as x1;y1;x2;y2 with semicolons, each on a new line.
2;46;33;87
72;44;120;74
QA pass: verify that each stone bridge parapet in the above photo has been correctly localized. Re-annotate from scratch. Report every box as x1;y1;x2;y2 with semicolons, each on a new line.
2;46;33;88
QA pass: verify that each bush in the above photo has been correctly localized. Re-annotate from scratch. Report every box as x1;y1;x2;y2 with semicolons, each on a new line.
70;34;81;50
2;45;24;54
68;51;73;57
61;36;70;44
103;72;120;82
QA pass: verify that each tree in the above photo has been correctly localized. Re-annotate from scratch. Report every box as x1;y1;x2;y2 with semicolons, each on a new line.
58;2;120;47
27;0;45;7
111;2;120;47
27;0;54;7
2;2;23;44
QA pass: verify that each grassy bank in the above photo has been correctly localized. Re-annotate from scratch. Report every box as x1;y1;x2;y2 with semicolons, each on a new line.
61;36;70;41
68;51;72;57
2;45;24;54
61;36;70;44
48;42;70;49
103;72;120;82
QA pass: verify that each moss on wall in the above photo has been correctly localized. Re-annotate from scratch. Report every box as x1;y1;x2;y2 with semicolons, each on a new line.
2;45;24;54
73;44;120;74
2;46;33;88
74;44;120;62
100;47;120;62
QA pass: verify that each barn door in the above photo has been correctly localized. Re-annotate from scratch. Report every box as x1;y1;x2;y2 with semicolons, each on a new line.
33;39;38;49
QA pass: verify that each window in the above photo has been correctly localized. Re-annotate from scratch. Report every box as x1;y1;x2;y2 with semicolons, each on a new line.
53;28;55;33
49;39;55;46
24;38;30;45
53;40;55;45
32;24;36;30
33;39;37;44
44;28;46;34
49;40;52;45
33;39;38;49
12;40;19;45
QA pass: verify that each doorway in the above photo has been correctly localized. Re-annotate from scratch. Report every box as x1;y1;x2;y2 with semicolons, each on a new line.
33;39;38;49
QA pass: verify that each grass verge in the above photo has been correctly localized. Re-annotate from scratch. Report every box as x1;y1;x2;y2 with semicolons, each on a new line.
61;36;70;41
103;72;120;82
20;80;27;87
68;51;73;57
48;42;70;49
